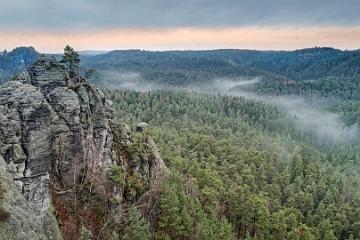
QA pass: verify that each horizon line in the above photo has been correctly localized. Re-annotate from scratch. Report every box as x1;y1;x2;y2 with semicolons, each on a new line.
3;46;359;55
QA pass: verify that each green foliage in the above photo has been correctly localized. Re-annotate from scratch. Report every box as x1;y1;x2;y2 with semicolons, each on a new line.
288;224;315;240
156;170;235;240
62;45;80;65
109;164;125;187
122;208;150;240
328;101;360;125
84;48;360;100
113;125;154;200
157;171;193;239
79;226;92;240
61;45;80;75
107;89;360;240
109;231;120;240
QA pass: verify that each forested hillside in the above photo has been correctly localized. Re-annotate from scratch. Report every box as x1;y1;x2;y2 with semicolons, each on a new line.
1;0;360;238
0;47;39;82
83;48;360;100
80;47;360;141
1;46;360;239
2;47;359;100
106;90;360;240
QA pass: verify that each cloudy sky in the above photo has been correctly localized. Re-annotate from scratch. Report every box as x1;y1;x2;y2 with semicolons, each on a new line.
0;0;359;52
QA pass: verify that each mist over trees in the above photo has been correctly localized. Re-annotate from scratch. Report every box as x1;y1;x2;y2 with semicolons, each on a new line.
61;47;360;239
82;47;360;239
105;90;360;240
1;46;360;239
82;48;360;99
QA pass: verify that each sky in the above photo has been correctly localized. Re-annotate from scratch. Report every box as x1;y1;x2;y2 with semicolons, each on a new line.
0;0;359;52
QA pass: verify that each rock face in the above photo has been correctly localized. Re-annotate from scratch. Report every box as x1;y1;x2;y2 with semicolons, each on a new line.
0;56;165;239
0;155;62;240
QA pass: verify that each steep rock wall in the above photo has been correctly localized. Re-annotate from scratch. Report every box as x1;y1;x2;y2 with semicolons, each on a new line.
0;56;165;239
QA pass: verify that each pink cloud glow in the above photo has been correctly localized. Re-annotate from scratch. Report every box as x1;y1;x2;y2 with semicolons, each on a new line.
1;27;359;52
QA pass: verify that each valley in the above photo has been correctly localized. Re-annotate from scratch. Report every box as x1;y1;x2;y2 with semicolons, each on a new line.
0;46;359;239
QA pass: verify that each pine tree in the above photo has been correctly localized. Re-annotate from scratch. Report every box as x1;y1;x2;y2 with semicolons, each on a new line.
288;224;315;240
216;217;236;240
324;230;338;240
61;45;80;78
122;208;150;240
157;174;185;238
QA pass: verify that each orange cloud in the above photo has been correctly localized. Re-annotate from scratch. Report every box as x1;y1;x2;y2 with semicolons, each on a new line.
0;27;359;52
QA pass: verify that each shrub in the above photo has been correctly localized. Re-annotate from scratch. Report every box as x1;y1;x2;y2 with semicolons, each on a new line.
122;208;150;240
109;165;125;187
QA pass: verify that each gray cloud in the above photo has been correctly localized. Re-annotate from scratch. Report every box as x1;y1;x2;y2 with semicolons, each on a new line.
0;0;359;29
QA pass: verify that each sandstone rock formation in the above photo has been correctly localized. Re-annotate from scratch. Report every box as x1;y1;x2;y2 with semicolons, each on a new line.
0;56;165;239
0;155;62;240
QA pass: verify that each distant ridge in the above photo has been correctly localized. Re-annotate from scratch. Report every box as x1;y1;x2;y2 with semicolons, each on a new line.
78;50;109;56
2;46;360;100
0;46;39;82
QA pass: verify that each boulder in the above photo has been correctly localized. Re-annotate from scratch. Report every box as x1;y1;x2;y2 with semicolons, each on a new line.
136;122;149;132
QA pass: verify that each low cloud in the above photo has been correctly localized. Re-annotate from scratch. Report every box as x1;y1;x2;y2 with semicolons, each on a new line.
97;71;166;91
229;91;360;145
203;78;360;144
268;96;359;144
210;77;261;92
97;72;360;145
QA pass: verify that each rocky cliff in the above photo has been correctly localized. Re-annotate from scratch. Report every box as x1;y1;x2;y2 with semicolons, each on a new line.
0;56;165;239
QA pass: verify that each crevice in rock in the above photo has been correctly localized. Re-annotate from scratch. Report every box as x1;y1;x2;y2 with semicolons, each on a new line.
14;172;47;181
45;94;72;128
17;107;29;180
4;148;12;163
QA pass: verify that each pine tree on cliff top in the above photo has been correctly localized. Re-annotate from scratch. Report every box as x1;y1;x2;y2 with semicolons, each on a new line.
61;45;80;79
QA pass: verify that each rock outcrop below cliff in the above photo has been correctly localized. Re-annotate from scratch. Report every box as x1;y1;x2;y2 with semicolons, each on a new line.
0;56;165;239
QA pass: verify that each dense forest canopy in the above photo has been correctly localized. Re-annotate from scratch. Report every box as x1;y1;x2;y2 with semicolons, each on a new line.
105;90;360;240
2;46;360;100
1;46;360;239
91;47;360;239
81;47;360;99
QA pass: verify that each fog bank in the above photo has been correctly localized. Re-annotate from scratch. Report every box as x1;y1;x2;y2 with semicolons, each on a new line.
218;86;360;145
99;73;360;145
